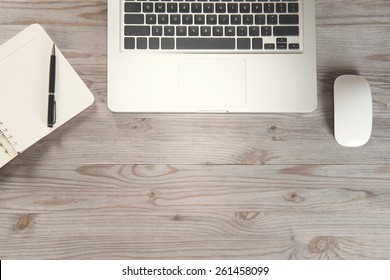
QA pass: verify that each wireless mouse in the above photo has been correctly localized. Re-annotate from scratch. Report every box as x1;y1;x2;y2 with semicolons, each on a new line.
334;75;372;147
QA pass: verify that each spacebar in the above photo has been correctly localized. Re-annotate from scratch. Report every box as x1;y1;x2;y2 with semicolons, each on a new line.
176;38;235;50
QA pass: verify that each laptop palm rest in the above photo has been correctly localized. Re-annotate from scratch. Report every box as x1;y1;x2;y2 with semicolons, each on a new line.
178;58;247;109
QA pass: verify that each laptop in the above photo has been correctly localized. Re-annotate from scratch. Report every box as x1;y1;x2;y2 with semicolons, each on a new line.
108;0;317;113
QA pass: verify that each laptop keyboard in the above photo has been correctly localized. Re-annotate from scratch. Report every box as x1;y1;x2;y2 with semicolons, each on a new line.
123;0;302;52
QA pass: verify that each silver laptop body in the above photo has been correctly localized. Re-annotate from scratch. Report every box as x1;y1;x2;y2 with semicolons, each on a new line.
108;0;317;113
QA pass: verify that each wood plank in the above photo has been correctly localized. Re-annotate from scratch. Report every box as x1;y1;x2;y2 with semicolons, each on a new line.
3;113;389;165
1;164;390;259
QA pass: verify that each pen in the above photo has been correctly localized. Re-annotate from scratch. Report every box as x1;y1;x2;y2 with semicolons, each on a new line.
47;44;56;128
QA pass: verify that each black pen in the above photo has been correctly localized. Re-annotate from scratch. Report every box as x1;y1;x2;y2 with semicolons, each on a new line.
47;44;56;128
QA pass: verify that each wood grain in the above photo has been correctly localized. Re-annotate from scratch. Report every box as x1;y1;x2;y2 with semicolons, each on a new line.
1;164;390;259
1;0;390;259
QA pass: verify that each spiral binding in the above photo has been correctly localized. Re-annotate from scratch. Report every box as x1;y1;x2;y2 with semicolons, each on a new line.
0;121;17;154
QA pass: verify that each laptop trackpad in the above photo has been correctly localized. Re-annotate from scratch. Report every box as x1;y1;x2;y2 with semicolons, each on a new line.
178;58;247;109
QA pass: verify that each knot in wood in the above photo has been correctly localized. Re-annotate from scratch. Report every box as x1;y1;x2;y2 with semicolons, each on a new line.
285;192;305;202
15;214;33;232
238;211;259;221
309;236;336;254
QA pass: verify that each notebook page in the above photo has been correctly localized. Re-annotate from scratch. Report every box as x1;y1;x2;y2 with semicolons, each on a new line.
0;24;94;156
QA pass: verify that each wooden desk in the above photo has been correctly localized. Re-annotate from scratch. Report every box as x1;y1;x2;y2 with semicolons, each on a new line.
1;0;389;259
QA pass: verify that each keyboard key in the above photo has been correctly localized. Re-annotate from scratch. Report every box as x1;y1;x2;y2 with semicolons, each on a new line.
125;2;141;13
158;14;169;25
137;38;147;49
204;3;214;13
216;3;226;13
219;15;229;25
125;26;150;36
267;15;278;25
207;15;217;25
201;26;211;37
171;14;181;25
167;3;178;13
264;3;274;13
252;3;262;13
191;3;201;13
146;14;156;24
249;26;260;36
124;37;135;49
288;3;299;13
289;43;300;50
276;3;287;13
164;26;175;36
237;26;247;37
277;43;287;50
195;14;205;25
149;38;159;50
228;3;239;13
255;15;265;25
161;38;175;50
261;26;272;36
213;26;223;36
240;3;250;14
189;26;199;36
243;15;253;25
274;26;299;36
225;26;235;36
152;26;162;36
177;38;235;50
125;14;144;25
277;38;288;43
265;43;275;50
177;26;187;36
231;15;241;25
237;38;250;50
279;15;299;25
252;38;263;50
179;3;190;13
143;3;153;13
155;3;165;13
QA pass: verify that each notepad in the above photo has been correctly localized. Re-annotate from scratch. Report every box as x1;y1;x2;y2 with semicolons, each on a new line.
0;24;94;168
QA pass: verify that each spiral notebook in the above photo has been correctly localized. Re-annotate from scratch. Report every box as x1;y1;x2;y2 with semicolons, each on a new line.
0;24;94;168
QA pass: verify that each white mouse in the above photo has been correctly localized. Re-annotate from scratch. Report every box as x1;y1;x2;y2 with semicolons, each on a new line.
334;75;372;147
